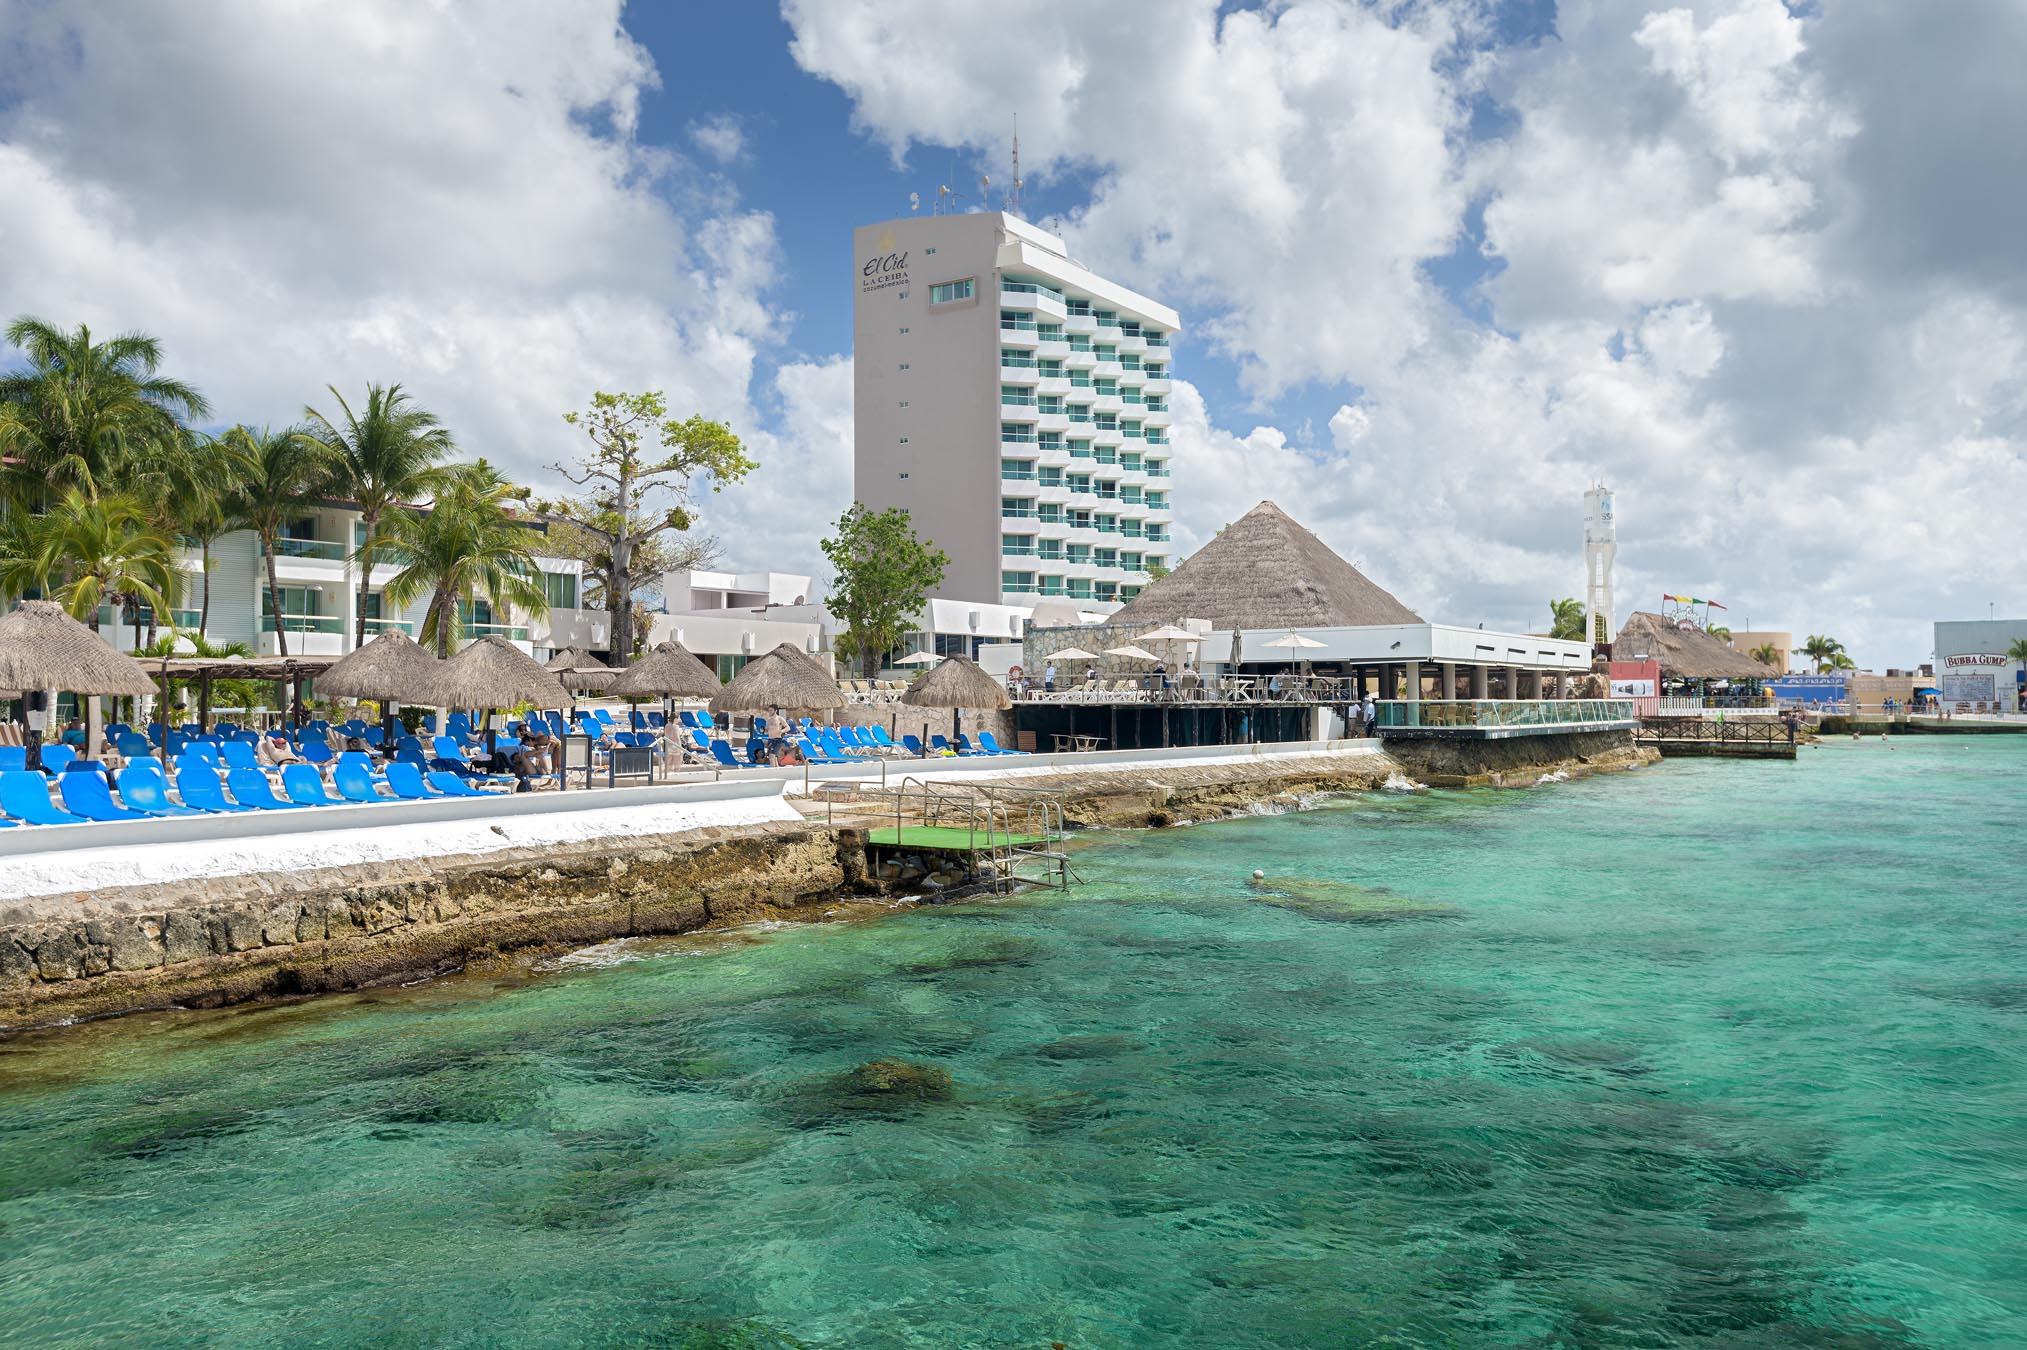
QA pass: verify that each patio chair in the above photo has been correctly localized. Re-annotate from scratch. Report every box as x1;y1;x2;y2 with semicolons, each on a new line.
282;764;342;806
116;766;204;817
707;739;750;771
39;744;76;776
384;762;447;800
226;767;307;810
978;732;1030;756
59;770;148;821
333;757;391;803
0;770;85;824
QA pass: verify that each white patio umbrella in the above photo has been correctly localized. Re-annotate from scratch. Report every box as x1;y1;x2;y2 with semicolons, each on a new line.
892;651;941;664
1262;632;1327;651
1104;645;1159;661
1134;625;1203;644
1049;646;1099;661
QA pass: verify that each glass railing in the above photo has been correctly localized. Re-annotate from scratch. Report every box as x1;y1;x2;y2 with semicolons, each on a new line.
1001;507;1035;519
1001;468;1037;480
1122;427;1144;439
362;617;414;634
1067;587;1093;600
1001;545;1037;556
1002;281;1056;296
1001;433;1037;443
1036;514;1064;527
1000;319;1036;332
1068;412;1092;424
1038;584;1066;597
1145;334;1169;347
463;622;530;641
1145;369;1167;380
1121;525;1144;539
1002;583;1039;595
1038;477;1064;489
267;537;346;560
1001;356;1036;368
1002;395;1036;406
1036;550;1064;563
1145;436;1169;447
1038;404;1065;416
261;613;344;634
1069;375;1092;387
1094;452;1117;465
1145;401;1167;413
1146;464;1171;475
1068;337;1092;351
1121;393;1144;405
1374;699;1636;730
1065;554;1091;567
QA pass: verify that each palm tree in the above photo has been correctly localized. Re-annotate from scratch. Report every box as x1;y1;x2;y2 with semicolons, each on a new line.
221;425;336;657
1548;597;1586;641
0;489;181;634
157;429;246;639
1749;641;1782;669
378;460;549;657
1708;625;1732;643
1800;634;1845;674
2008;638;2027;668
302;383;456;648
0;317;209;507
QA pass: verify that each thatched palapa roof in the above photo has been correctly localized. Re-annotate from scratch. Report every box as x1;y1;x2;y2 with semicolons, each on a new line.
427;635;571;708
901;655;1012;711
1614;612;1773;681
1108;501;1422;631
708;642;844;714
0;601;158;696
545;645;616;691
609;641;721;699
316;630;441;700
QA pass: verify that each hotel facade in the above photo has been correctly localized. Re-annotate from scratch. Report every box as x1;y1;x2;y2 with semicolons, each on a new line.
852;211;1179;609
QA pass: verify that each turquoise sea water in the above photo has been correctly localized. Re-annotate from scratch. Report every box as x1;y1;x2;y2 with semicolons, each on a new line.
2;738;2024;1347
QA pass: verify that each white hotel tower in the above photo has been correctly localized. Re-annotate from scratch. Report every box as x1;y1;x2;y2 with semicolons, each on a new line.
853;211;1179;607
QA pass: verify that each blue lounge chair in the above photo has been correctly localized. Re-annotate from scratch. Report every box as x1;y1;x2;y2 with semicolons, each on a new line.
126;754;164;775
221;740;262;771
708;740;749;770
0;770;85;824
930;735;979;757
384;762;444;800
333;757;389;803
227;767;304;810
426;771;486;797
869;726;902;751
117;767;204;817
689;728;713;754
978;731;1029;755
0;747;24;773
902;734;928;757
176;768;253;813
59;771;148;821
282;763;341;806
40;744;77;775
299;739;335;768
115;732;153;758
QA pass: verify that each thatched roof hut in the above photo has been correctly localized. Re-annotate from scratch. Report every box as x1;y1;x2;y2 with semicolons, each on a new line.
901;655;1012;711
609;641;721;699
1614;612;1774;681
545;645;616;691
0;601;157;696
708;642;845;714
1109;501;1422;631
426;635;571;709
316;630;441;700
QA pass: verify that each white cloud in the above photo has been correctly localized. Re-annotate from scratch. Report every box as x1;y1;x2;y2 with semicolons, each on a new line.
688;113;750;165
787;0;2027;667
0;0;788;557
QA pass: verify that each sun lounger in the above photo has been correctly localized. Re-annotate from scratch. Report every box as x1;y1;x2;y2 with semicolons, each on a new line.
116;766;204;817
902;734;928;757
58;771;148;821
282;764;342;806
220;741;264;772
708;740;750;770
0;747;24;773
227;767;306;810
333;758;390;803
39;745;77;775
0;770;85;824
384;762;445;800
426;771;489;797
978;732;1029;756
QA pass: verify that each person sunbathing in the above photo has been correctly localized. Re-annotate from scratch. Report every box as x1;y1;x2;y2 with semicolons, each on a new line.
257;732;303;767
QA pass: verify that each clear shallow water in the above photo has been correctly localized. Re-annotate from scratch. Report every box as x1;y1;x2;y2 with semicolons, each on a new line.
2;740;2023;1348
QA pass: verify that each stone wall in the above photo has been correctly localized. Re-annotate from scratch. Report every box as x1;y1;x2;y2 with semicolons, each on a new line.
0;822;864;1030
1383;729;1656;786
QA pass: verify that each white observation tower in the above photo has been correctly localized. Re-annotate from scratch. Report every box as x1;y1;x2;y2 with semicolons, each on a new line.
1583;485;1616;651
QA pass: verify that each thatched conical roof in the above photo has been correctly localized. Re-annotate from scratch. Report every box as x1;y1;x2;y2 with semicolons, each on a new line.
901;654;1013;711
545;645;616;691
1614;612;1773;681
316;629;442;700
609;641;721;699
1109;501;1421;631
0;600;158;696
426;635;571;709
708;642;844;714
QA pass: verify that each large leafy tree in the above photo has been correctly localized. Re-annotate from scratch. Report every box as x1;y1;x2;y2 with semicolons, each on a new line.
1800;634;1846;674
302;383;456;648
1548;597;1587;642
0;317;209;507
821;503;948;680
380;460;549;657
221;425;337;658
160;429;247;638
543;392;753;664
0;489;181;633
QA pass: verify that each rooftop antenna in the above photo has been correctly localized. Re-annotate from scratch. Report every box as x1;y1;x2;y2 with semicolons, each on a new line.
1007;117;1023;217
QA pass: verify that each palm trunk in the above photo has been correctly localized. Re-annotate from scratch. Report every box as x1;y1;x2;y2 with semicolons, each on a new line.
199;540;211;638
354;506;375;650
264;540;289;658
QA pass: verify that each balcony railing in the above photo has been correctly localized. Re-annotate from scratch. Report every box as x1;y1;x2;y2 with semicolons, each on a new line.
1002;394;1036;407
267;537;346;561
1001;507;1036;519
1000;468;1037;480
1001;355;1036;368
1145;436;1169;447
1001;544;1037;556
261;613;344;634
362;617;415;634
1001;432;1037;444
1145;400;1168;412
463;622;530;641
1000;319;1036;332
1146;464;1171;475
1146;334;1169;347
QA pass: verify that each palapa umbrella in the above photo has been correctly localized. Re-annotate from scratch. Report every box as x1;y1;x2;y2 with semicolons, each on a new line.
0;600;157;767
609;641;721;743
900;654;1012;750
316;629;443;745
709;643;846;734
545;645;617;693
426;635;571;758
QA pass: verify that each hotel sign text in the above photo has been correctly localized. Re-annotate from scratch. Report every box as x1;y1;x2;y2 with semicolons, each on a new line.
1943;653;2008;667
860;250;910;293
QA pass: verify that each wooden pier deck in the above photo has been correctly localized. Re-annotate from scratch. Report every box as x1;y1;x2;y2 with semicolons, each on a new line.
1635;716;1797;759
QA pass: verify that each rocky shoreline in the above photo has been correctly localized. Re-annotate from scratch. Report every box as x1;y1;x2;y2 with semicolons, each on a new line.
0;738;1653;1032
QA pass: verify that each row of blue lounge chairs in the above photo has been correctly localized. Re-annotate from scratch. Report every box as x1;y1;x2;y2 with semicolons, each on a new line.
684;719;1031;771
0;752;512;828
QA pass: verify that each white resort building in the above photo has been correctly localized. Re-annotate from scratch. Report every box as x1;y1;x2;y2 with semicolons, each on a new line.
852;211;1179;611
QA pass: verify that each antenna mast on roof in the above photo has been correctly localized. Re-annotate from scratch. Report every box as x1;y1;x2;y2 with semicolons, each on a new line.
1006;116;1024;217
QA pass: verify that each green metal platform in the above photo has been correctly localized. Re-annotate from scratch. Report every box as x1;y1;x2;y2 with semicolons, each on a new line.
866;825;1047;850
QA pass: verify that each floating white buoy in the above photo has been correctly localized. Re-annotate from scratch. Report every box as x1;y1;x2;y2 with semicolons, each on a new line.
1252;869;1265;880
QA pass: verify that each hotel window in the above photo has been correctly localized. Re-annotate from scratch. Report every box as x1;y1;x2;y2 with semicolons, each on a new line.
1095;548;1117;568
899;400;909;408
1037;504;1063;524
1122;551;1143;571
898;437;909;444
899;362;910;370
929;278;975;304
899;327;910;334
897;291;909;300
542;571;578;610
1066;544;1091;564
1094;581;1118;602
1037;431;1062;450
925;247;936;255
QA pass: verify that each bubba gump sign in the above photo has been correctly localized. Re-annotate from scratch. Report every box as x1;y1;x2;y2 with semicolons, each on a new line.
1943;653;2009;667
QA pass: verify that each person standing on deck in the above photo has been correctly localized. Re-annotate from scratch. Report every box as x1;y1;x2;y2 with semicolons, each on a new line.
1361;692;1377;736
1044;662;1057;693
